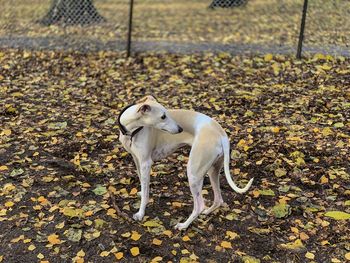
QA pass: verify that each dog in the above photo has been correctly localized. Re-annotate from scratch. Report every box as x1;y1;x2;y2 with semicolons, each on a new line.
118;95;253;230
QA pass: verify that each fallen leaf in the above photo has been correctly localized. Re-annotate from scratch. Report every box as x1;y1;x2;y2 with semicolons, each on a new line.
114;252;123;260
92;185;107;195
130;231;141;241
305;252;315;259
272;203;291;218
220;241;232;249
279;239;304;250
130;247;140;256
153;238;162;246
47;233;61;245
179;235;189;242
28;244;36;251
0;166;8;171
324;211;350;220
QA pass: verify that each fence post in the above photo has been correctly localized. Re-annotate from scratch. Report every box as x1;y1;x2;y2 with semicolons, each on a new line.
126;0;134;57
296;0;308;59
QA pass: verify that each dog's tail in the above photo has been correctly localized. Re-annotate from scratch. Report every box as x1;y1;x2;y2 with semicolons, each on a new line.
221;136;253;194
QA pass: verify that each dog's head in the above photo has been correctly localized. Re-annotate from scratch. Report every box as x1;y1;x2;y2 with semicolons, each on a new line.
135;96;183;134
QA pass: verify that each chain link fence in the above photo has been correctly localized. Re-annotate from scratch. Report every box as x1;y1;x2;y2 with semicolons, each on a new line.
0;0;129;51
0;0;349;56
303;0;350;56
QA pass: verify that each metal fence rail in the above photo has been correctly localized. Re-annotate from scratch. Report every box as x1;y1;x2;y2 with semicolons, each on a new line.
0;0;349;57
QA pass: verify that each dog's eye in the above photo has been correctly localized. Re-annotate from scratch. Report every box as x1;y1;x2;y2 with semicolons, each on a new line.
161;114;166;120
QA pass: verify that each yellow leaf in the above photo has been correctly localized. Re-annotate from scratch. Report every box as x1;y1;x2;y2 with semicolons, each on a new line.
76;258;84;263
130;231;141;241
151;256;163;262
77;250;85;257
264;53;273;62
121;232;131;238
48;234;61;245
37;253;44;259
152;238;162;246
271;126;280;133
163;230;172;237
172;202;182;208
129;188;138;195
107;208;117;217
322;127;333;136
345;252;350;260
38;196;48;205
1;129;11;136
105;155;113;162
0;166;8;171
272;63;280;76
313;53;326;61
28;244;36;251
130;247;140;256
305;252;315;259
252;190;260;198
100;251;109;257
220;241;232;249
5;201;14;207
181;249;190;254
51;137;58;144
182;235;190;242
11;235;24;243
55;222;65;229
226;231;239;240
324;211;350;220
84;211;93;217
279;239;304;250
143;220;162;227
299;232;309;241
114;252;123;260
320;175;329;184
290;227;299;234
92;231;101;238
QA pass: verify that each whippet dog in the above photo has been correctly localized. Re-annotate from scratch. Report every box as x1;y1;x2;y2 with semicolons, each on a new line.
118;96;253;230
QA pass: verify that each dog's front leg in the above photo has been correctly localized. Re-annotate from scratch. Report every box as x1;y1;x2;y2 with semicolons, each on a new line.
133;158;152;221
131;154;141;180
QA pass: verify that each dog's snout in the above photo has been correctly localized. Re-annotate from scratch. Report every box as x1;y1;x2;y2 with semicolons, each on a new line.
178;126;183;133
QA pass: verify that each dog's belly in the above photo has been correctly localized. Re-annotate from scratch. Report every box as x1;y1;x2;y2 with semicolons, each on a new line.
151;143;187;161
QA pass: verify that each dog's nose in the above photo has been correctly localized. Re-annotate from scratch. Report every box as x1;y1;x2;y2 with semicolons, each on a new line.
178;126;183;133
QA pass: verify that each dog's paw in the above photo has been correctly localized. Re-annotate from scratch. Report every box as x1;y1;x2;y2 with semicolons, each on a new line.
174;222;188;231
133;212;144;221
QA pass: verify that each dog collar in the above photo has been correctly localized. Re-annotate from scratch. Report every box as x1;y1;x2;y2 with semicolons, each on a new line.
117;104;144;140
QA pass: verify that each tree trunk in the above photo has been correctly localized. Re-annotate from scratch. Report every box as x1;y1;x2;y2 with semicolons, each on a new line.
209;0;247;8
39;0;105;26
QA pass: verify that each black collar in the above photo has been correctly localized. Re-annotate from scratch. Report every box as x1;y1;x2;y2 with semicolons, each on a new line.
117;104;144;141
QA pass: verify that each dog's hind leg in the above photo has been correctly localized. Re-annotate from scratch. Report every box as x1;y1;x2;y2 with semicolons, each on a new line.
174;167;205;230
174;137;221;230
202;156;224;215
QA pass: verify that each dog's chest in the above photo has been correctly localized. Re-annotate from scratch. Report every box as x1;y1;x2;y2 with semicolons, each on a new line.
151;143;186;161
119;132;132;152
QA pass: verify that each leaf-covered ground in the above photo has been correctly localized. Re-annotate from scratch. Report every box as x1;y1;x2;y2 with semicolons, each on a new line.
0;50;350;263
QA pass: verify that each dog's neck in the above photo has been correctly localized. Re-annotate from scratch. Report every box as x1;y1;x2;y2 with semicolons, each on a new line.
118;104;144;139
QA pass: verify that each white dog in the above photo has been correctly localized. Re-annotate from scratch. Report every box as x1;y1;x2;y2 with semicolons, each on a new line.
118;96;253;230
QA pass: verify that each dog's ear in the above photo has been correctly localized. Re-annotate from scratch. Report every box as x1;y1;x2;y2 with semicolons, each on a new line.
138;104;151;114
137;95;157;104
